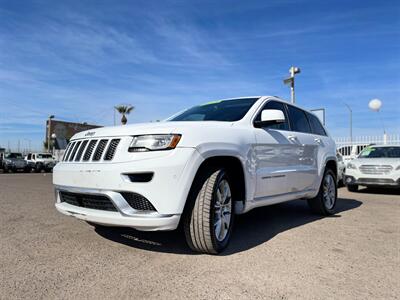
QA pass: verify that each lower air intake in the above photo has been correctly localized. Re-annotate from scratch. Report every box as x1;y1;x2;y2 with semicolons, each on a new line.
120;192;156;211
60;191;118;212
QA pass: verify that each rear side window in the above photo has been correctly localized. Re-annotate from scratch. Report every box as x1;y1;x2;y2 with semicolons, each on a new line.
254;100;290;130
286;105;311;133
307;112;327;136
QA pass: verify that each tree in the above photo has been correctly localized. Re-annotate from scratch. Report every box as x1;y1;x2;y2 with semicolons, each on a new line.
114;105;134;125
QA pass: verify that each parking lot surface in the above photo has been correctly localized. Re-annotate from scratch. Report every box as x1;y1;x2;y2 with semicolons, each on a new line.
1;174;399;299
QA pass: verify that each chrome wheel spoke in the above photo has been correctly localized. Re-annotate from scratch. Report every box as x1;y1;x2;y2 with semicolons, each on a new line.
323;174;336;209
213;179;232;242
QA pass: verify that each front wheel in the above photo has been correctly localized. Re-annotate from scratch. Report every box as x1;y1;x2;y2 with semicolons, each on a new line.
307;168;337;215
183;168;235;254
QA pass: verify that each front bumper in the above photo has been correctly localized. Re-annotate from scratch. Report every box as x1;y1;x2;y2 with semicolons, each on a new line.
345;175;400;187
53;147;204;230
55;188;181;231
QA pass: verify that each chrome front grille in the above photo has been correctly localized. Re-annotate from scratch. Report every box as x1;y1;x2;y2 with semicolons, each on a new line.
63;138;120;162
359;165;393;175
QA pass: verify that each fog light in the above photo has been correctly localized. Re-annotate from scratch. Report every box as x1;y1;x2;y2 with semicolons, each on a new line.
346;177;352;183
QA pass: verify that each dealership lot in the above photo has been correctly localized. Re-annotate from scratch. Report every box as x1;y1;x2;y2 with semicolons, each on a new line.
1;174;399;299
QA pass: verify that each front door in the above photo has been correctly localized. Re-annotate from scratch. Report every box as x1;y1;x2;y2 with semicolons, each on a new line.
253;100;299;198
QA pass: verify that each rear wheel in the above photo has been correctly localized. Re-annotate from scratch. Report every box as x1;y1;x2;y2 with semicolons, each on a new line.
183;168;234;254
347;184;358;192
307;168;337;215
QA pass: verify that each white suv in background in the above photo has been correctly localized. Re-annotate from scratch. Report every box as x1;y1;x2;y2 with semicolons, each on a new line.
345;145;400;191
25;153;57;172
53;96;337;254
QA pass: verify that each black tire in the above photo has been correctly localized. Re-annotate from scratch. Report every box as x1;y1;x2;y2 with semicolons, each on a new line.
347;184;358;192
183;168;235;254
307;168;337;215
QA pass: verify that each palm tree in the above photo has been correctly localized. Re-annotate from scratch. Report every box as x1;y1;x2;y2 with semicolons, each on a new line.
114;105;134;125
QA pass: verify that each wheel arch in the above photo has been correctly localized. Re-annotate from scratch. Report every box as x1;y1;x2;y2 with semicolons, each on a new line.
182;155;247;218
325;157;338;179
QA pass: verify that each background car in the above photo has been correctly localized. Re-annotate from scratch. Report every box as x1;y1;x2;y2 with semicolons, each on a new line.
1;152;29;172
25;153;57;172
336;152;345;186
345;145;400;191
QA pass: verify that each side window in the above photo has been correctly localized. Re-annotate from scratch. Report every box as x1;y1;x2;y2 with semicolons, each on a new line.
32;154;35;160
286;105;312;133
307;112;327;136
254;100;289;130
27;154;31;160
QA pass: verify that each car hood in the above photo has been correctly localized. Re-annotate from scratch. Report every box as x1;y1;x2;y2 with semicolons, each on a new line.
351;158;400;166
72;121;235;140
6;158;25;163
37;158;55;162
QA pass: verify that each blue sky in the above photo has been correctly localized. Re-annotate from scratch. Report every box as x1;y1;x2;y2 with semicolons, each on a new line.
0;0;399;151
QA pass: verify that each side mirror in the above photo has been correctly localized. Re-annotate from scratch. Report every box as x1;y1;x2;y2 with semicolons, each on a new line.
254;109;285;128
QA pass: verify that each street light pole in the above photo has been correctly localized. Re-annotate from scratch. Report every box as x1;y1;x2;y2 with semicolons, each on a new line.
343;103;353;145
284;66;301;103
47;115;55;152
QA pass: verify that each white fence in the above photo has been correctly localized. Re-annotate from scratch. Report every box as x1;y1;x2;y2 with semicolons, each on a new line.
335;134;400;157
335;134;400;147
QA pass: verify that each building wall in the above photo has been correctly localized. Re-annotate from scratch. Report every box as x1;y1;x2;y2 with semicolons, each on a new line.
46;120;102;150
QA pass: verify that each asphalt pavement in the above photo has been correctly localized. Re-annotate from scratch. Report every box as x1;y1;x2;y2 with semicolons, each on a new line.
1;174;399;299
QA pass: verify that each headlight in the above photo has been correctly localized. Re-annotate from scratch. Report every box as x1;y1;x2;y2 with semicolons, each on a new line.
347;162;357;170
128;134;181;152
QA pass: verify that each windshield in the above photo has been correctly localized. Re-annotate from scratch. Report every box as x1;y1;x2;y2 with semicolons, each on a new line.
37;154;53;159
169;98;259;122
5;153;23;159
358;146;400;158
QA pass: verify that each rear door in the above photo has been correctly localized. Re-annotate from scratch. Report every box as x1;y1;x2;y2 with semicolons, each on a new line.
285;104;319;192
306;111;331;185
253;100;300;197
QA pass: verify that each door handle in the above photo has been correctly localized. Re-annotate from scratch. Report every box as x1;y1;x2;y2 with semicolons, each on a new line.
314;138;322;144
288;135;297;141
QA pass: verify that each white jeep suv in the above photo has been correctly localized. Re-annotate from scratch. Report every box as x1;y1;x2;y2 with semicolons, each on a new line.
53;96;337;254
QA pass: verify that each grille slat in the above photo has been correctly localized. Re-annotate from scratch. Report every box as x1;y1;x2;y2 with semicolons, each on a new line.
60;191;117;211
62;143;72;161
75;140;88;161
359;165;393;175
64;142;75;161
104;139;120;160
83;140;98;161
69;142;81;161
92;139;108;161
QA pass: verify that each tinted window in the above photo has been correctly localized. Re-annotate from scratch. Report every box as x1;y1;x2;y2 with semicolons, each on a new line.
5;153;23;159
307;112;327;136
37;154;52;159
286;105;311;133
169;98;258;122
254;100;289;130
